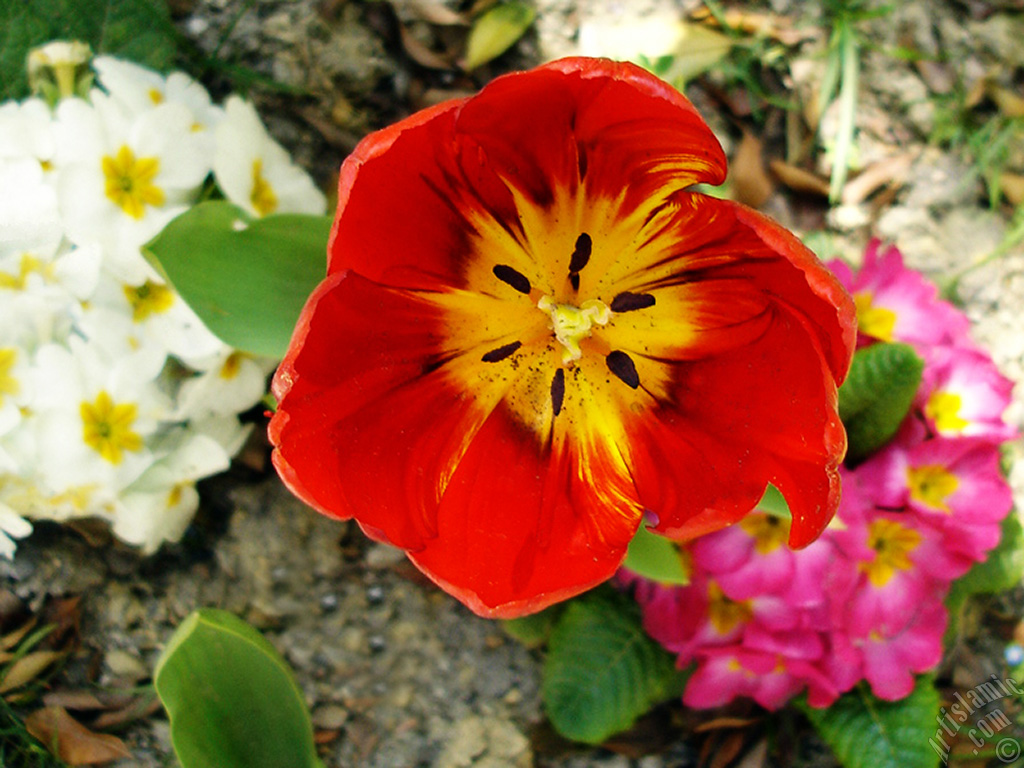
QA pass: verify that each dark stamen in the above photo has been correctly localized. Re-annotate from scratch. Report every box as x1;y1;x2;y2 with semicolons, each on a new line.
551;368;565;416
569;272;581;292
481;341;521;363
568;233;592;273
606;350;640;389
493;264;531;294
610;292;656;313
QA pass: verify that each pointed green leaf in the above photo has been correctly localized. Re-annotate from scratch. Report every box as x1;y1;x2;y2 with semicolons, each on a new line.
623;526;689;585
154;608;322;768
800;676;941;768
838;342;924;462
1;0;177;101
542;587;687;744
143;201;331;358
462;2;536;71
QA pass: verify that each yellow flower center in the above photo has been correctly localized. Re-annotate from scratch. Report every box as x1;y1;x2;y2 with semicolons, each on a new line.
537;296;610;364
148;88;164;104
924;390;969;433
707;580;753;635
854;291;896;341
1;253;57;291
219;352;245;380
861;518;921;587
0;348;20;407
102;145;165;219
739;512;789;554
907;464;959;512
80;390;144;465
250;159;278;216
124;280;175;322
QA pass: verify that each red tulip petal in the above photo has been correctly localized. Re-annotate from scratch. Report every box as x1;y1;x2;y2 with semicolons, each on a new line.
409;403;641;618
629;302;844;548
326;58;727;293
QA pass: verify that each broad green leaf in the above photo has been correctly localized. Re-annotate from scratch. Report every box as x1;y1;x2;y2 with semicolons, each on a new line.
838;342;924;462
501;604;564;648
154;608;323;768
757;483;792;519
462;2;536;71
800;676;940;768
1;0;177;101
143;201;332;358
623;526;689;585
542;587;687;744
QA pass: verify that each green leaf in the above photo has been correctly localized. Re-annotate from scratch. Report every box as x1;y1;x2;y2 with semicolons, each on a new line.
623;526;689;585
800;676;941;768
501;604;565;648
542;587;686;744
838;342;924;462
462;2;537;71
143;201;332;358
949;513;1024;604
154;608;323;768
1;0;177;101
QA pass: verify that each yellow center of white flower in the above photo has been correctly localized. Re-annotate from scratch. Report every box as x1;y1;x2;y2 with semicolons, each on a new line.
80;390;143;465
250;159;278;216
924;390;969;433
861;518;921;587
537;296;610;364
907;464;959;512
102;145;165;219
0;348;20;407
854;291;896;341
219;352;245;380
124;280;174;322
0;253;56;291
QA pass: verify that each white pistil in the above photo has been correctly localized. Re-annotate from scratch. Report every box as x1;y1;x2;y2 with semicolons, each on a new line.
537;296;611;364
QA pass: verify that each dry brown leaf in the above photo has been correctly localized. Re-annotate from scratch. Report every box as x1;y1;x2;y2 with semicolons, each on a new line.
735;739;769;768
0;650;66;694
690;6;814;46
90;694;162;731
406;0;467;26
999;172;1024;207
42;691;109;711
25;706;132;765
398;23;456;69
1;616;38;651
709;731;746;768
768;159;830;197
987;84;1024;118
693;716;760;733
841;152;914;205
731;132;774;208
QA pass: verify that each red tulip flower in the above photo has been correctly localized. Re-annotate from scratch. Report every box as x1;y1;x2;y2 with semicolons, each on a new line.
269;58;856;618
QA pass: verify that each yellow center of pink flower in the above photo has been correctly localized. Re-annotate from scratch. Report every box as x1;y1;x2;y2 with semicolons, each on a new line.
707;580;753;635
907;464;959;512
740;512;789;554
861;518;921;587
854;291;896;341
924;390;969;433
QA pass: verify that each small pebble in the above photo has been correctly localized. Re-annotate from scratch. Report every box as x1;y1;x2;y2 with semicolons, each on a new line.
366;584;385;605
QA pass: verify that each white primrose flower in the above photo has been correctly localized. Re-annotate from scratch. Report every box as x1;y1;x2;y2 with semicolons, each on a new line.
114;430;231;553
91;55;223;131
54;93;211;283
76;267;224;370
0;498;32;560
213;96;326;217
1;158;102;347
0;98;57;171
24;338;171;521
174;345;273;420
190;413;253;459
